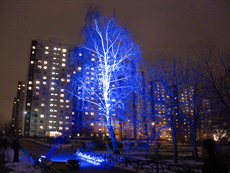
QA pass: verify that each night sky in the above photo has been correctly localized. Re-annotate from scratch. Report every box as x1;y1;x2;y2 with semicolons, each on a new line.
1;0;230;122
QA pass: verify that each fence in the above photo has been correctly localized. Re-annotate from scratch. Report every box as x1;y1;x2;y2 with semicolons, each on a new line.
77;151;196;173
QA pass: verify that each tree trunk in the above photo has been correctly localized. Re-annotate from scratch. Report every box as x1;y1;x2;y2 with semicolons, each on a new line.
172;126;178;163
133;93;137;139
145;138;149;158
192;126;198;161
107;125;120;154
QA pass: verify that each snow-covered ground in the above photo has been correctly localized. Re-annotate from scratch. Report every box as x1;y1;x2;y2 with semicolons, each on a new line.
2;140;205;173
3;148;41;173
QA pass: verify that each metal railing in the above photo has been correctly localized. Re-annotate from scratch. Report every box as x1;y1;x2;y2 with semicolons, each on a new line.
76;150;197;173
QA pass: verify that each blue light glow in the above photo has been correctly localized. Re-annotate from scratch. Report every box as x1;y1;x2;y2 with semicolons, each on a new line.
38;155;46;163
75;151;105;165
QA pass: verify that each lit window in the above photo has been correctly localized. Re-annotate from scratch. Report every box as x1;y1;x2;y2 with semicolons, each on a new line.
78;67;82;71
40;126;43;129
43;81;46;85
67;79;70;82
32;51;35;54
53;57;56;60
73;71;76;74
38;65;42;68
34;108;38;112
60;94;64;97
63;54;66;57
51;87;54;90
66;100;70;103
41;103;45;107
59;127;63;130
31;61;34;64
32;46;36;49
90;123;94;126
62;49;67;52
67;74;70;77
79;53;82;56
45;51;49;54
61;78;65;82
43;76;47;80
60;105;64;108
61;89;64;92
62;58;66;62
51;82;55;85
91;112;94;115
91;58;95;61
29;81;32;85
66;105;69;108
58;48;61;50
27;103;31;106
62;63;66;67
52;67;56;70
65;116;69;119
40;114;44;118
85;112;88;115
36;81;40;84
65;127;69;130
49;121;53;123
72;112;74;115
45;46;49;50
49;126;52;129
54;47;57;50
60;99;64;103
59;121;63;124
91;68;94;70
50;109;53;112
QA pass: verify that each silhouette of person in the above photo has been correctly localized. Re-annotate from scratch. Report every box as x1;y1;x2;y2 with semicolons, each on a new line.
12;137;21;162
202;139;228;173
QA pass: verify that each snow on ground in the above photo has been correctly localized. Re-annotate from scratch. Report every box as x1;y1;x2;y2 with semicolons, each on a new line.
4;148;41;173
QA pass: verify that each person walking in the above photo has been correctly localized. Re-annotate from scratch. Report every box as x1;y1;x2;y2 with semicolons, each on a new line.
11;137;21;162
202;139;228;173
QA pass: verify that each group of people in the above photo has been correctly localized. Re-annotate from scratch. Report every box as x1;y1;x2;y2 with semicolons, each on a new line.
2;137;229;172
2;137;21;162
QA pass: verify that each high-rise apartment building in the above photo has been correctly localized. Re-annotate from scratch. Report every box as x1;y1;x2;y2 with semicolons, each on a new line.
24;38;75;137
12;81;26;136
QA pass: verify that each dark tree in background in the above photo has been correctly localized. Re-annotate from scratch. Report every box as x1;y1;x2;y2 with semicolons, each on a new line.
192;43;230;141
147;58;187;163
68;5;141;153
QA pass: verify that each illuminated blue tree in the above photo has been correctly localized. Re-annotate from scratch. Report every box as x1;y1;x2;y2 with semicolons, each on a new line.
68;6;141;153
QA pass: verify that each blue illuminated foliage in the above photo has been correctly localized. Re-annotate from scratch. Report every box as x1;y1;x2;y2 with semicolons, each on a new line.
67;7;142;153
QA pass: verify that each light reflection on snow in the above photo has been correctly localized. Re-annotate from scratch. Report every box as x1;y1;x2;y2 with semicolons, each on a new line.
75;151;105;165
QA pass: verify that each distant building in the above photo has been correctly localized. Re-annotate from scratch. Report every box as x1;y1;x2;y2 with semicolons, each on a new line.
12;81;26;136
24;38;75;137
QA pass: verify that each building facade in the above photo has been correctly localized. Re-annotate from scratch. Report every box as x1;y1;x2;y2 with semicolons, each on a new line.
12;81;26;136
24;38;75;137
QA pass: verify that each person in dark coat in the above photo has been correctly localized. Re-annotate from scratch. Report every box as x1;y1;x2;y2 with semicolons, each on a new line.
202;139;228;173
12;137;21;162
